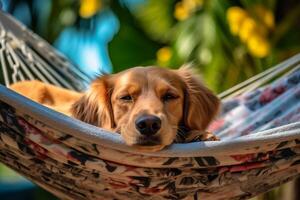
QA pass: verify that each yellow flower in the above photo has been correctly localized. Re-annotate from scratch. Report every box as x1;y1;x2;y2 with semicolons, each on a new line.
79;0;101;18
239;17;256;42
253;5;275;29
174;2;190;21
227;6;272;58
247;34;270;58
229;23;240;35
183;0;203;11
226;7;248;35
157;47;172;63
264;11;275;29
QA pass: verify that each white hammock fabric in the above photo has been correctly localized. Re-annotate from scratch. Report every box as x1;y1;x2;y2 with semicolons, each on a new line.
0;11;300;200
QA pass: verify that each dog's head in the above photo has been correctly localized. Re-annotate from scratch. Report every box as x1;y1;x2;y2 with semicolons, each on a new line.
71;66;220;152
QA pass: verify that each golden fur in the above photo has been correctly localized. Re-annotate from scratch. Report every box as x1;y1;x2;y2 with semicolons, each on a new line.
10;66;220;152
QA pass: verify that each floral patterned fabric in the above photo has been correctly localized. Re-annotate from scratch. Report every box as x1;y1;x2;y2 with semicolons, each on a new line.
0;68;300;200
209;69;300;140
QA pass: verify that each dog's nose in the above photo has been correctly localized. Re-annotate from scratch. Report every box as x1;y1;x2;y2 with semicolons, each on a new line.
135;115;161;136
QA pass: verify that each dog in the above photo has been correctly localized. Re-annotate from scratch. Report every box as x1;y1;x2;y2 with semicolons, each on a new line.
10;66;220;152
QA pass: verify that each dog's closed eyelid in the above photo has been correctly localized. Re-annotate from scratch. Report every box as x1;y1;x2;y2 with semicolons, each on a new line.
118;94;133;101
161;92;179;101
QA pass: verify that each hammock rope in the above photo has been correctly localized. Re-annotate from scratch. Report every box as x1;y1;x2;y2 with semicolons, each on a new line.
0;11;91;91
218;54;300;99
0;11;300;200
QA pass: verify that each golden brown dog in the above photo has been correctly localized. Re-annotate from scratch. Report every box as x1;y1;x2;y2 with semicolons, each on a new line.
10;66;220;152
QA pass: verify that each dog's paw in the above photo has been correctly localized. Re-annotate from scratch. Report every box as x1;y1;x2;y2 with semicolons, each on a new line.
184;130;219;142
201;131;219;141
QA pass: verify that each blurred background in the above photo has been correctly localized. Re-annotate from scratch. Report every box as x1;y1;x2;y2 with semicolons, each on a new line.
0;0;299;199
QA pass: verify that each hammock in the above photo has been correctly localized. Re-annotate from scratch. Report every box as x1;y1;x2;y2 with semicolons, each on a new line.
0;10;300;200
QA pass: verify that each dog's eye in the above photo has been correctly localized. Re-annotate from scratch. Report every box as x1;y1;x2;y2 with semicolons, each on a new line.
162;93;178;101
120;95;132;101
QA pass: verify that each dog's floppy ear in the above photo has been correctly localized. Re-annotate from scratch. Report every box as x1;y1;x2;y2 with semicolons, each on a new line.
177;65;220;131
71;75;115;129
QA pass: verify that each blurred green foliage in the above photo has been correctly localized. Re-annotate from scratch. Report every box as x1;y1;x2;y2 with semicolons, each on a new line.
14;0;299;93
8;0;299;92
0;164;57;200
108;0;300;92
108;1;161;71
